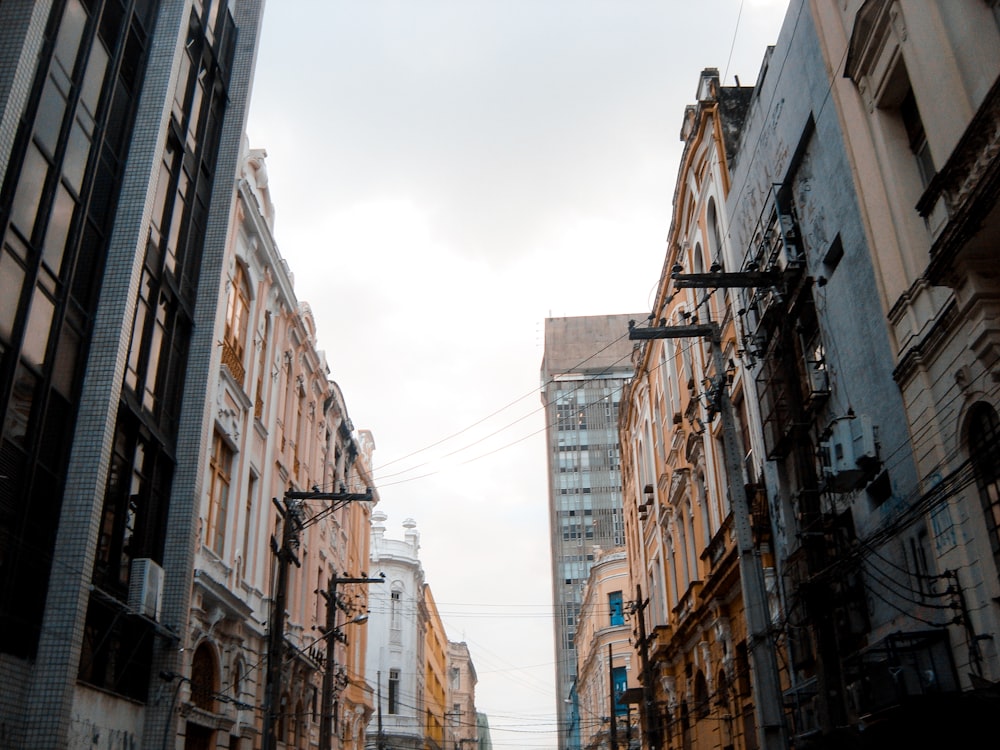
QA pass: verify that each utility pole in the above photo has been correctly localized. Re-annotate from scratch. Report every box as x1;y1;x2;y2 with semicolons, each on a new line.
376;671;386;750
608;643;618;750
445;707;462;750
261;495;300;750
629;321;787;750
261;487;372;750
319;574;384;750
632;587;659;750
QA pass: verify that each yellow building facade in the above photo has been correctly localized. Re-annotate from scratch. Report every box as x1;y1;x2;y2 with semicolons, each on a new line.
423;585;449;750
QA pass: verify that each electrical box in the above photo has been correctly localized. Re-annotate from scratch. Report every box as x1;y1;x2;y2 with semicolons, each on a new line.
821;415;878;492
128;557;164;620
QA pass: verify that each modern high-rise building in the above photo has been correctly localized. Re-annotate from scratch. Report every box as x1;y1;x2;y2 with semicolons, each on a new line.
0;1;262;746
540;314;641;750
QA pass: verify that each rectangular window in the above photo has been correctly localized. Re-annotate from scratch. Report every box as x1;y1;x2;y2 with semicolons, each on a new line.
10;141;49;239
241;474;256;579
208;432;232;555
316;566;324;623
608;590;624;626
388;669;400;714
390;589;402;644
901;89;934;187
612;666;628;716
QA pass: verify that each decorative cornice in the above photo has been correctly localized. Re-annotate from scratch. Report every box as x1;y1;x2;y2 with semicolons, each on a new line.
922;75;1000;284
892;298;959;385
844;0;892;83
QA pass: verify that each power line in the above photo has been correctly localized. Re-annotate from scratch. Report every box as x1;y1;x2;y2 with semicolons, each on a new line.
374;326;638;475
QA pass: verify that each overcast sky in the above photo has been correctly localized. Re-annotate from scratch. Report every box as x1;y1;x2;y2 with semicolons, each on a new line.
245;2;790;748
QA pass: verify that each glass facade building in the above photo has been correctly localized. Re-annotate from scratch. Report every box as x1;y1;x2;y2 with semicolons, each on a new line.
540;314;640;750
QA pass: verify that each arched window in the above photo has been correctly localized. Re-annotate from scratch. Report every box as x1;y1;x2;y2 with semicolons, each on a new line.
390;585;403;640
278;692;289;743
705;198;727;318
665;535;679;604
706;198;722;260
232;656;247;702
684;501;698;581
292;699;304;748
716;669;730;711
694;671;710;718
697;471;714;539
190;642;217;711
223;262;250;385
255;311;270;420
969;402;1000;573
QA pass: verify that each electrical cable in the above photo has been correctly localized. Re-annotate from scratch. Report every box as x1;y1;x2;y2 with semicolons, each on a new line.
374;331;705;489
722;0;746;86
374;325;640;474
372;338;641;485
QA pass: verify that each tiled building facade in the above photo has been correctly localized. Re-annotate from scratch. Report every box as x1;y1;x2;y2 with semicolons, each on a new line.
0;1;262;747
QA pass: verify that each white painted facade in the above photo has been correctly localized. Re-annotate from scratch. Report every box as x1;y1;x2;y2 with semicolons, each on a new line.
365;514;427;750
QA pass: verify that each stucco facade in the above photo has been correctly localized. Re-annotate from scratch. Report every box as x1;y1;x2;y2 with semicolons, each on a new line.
446;642;479;750
423;586;448;750
574;548;638;750
183;143;377;750
706;1;954;745
807;0;1000;744
618;4;1000;749
366;515;428;750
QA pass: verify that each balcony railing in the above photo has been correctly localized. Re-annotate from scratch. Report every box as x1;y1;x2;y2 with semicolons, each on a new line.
221;338;246;386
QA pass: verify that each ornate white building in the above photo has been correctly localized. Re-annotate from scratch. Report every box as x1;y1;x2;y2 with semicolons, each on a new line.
365;514;428;750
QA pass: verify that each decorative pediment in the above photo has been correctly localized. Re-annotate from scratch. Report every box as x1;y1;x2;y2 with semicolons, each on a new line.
844;0;892;85
669;467;690;508
660;674;678;712
215;389;244;441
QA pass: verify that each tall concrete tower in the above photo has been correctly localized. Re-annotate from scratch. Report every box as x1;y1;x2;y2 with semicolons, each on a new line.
540;314;640;750
0;1;263;746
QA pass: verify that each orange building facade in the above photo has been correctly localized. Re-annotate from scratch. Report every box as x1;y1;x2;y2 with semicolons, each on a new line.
619;69;782;750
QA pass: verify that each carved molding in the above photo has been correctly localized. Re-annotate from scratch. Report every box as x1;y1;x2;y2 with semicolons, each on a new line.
922;75;1000;284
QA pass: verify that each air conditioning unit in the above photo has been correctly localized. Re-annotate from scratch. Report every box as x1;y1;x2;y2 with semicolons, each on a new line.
128;558;164;620
820;415;878;492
